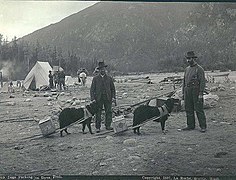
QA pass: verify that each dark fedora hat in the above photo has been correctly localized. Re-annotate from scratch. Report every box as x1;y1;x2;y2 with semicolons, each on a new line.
97;61;108;69
185;51;198;59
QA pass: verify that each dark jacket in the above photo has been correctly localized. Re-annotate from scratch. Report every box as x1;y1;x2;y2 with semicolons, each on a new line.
182;63;206;95
49;73;53;81
90;74;116;102
58;71;65;81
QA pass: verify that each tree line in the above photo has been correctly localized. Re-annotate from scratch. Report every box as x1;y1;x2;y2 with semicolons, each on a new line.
0;34;101;81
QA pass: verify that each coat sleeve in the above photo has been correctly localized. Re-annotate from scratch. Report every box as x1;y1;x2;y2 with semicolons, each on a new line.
90;77;96;101
182;68;186;95
110;77;116;99
198;67;206;95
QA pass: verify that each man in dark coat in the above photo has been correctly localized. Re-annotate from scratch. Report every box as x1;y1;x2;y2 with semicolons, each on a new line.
48;70;54;89
58;70;66;91
90;61;116;133
182;51;207;133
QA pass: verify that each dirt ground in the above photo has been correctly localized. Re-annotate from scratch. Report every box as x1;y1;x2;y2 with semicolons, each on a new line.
0;72;236;178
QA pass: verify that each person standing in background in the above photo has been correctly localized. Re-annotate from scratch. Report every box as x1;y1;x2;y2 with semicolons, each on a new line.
79;69;87;86
58;70;66;91
182;51;207;133
48;70;54;89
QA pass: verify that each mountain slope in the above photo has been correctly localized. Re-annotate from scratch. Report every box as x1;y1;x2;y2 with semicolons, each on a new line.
19;2;197;71
19;2;236;72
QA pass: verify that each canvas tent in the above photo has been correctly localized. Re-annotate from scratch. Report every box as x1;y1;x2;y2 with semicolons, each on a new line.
23;61;52;90
65;76;75;86
0;82;9;93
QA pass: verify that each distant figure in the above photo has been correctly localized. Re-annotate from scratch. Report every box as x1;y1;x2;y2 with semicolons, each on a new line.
147;80;154;84
181;51;207;133
212;77;215;83
16;80;21;88
77;68;89;84
0;72;3;88
79;70;87;86
48;70;54;89
53;71;59;89
82;68;89;76
58;70;66;91
77;69;82;83
8;81;14;93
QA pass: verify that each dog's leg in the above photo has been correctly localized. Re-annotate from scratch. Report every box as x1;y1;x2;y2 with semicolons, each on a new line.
87;121;94;134
160;120;168;134
60;130;63;137
82;122;87;134
64;128;71;135
133;127;137;134
137;127;141;135
133;127;141;135
161;120;165;131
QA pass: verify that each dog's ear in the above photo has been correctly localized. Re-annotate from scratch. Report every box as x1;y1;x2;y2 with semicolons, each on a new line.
165;98;172;103
87;102;98;115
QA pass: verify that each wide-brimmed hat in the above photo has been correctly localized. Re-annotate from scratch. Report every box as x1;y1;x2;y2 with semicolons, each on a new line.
97;61;108;69
185;51;198;59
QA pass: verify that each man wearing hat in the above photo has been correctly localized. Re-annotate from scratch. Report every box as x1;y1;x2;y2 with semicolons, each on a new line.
90;61;116;132
79;69;88;86
182;51;207;133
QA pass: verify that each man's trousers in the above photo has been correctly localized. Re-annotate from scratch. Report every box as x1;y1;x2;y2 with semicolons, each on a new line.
184;86;207;129
95;95;112;129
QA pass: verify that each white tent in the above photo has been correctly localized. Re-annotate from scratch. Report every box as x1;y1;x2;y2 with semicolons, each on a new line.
23;61;52;90
65;76;75;85
0;82;9;93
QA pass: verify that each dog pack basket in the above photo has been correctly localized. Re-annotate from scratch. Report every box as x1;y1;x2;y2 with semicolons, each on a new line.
39;117;56;136
151;97;181;112
112;115;128;133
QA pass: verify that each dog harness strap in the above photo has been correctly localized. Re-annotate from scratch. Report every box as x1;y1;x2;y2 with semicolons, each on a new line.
162;104;169;116
84;108;92;119
158;104;169;117
158;107;164;117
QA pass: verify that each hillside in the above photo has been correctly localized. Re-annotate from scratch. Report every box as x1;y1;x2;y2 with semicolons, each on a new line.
19;2;198;72
1;2;235;80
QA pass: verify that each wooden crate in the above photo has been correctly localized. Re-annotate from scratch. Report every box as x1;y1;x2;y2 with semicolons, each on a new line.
148;97;181;112
39;117;56;136
112;115;128;133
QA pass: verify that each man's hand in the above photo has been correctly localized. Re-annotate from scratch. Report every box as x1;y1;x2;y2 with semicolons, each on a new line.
112;98;117;106
198;94;203;99
91;99;96;103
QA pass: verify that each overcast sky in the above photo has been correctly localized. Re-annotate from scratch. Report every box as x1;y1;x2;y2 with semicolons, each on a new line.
0;1;98;40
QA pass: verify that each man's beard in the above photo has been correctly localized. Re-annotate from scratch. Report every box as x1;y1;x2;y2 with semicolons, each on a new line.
187;60;195;66
100;71;106;75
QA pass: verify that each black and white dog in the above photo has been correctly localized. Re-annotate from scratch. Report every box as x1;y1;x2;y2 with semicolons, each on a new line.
58;101;98;137
132;98;177;135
